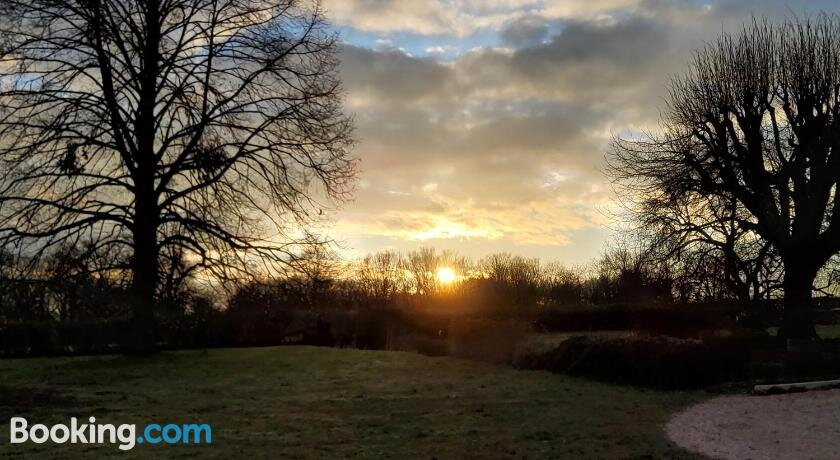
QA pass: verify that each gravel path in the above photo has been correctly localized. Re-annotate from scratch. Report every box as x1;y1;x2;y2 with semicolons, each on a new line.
666;389;840;459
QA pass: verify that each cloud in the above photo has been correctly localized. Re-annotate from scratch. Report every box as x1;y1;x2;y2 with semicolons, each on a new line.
326;0;840;261
541;0;641;19
325;0;840;39
323;0;538;36
323;0;459;36
322;0;660;37
454;16;673;111
339;45;453;105
500;16;549;47
335;38;626;252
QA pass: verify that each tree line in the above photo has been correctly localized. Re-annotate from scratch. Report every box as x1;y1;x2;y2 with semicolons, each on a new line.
7;241;840;325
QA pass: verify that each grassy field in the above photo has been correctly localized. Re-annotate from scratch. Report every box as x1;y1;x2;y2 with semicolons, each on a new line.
0;346;702;458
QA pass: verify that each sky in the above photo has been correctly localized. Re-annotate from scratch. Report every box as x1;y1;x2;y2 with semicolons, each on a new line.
319;0;840;265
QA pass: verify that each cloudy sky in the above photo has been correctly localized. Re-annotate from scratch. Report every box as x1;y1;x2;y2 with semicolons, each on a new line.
319;0;840;264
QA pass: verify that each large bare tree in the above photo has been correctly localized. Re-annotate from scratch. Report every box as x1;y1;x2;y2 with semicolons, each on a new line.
610;16;840;338
0;0;355;349
617;185;782;303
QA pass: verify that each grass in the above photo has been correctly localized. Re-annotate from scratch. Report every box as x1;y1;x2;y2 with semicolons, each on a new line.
0;346;703;458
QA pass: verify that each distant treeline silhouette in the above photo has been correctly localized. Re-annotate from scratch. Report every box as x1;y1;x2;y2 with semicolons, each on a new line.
4;242;840;356
2;1;840;353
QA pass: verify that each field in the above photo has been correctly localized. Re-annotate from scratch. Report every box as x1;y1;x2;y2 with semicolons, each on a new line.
0;346;704;458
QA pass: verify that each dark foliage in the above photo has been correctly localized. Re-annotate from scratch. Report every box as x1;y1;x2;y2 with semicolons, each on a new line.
513;335;748;389
532;303;747;337
609;15;840;338
0;0;356;350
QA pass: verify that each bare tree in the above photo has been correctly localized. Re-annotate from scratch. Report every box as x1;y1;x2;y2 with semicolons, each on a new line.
623;188;781;303
609;16;840;338
356;250;403;306
481;253;542;308
589;240;673;306
0;0;355;350
404;248;438;296
541;262;584;306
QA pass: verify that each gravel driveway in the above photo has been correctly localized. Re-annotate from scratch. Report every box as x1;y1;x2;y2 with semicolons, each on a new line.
666;389;840;459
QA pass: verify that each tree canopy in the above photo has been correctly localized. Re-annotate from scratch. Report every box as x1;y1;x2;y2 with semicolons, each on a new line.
609;15;840;338
0;0;356;349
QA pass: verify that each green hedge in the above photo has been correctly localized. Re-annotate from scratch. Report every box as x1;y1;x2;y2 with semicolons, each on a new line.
513;335;748;389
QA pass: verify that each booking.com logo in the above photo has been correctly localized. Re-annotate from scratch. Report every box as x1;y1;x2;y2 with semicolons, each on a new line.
10;417;211;451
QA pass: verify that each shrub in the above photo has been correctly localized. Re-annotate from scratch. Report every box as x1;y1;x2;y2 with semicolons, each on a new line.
0;320;132;357
532;303;743;338
513;335;747;389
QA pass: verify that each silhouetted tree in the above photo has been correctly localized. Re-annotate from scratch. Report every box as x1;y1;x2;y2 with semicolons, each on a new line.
405;248;438;296
356;250;403;306
609;16;840;338
590;242;673;306
541;262;585;306
621;188;781;303
481;253;541;309
0;0;355;350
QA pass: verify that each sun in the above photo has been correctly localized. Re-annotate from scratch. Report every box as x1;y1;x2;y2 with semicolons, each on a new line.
436;266;457;284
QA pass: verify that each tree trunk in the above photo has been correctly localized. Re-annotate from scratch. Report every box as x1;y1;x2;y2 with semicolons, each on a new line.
130;191;158;353
128;0;161;354
778;259;818;339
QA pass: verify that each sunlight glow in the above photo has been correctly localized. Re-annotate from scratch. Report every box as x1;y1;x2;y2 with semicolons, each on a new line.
436;266;457;284
412;221;491;240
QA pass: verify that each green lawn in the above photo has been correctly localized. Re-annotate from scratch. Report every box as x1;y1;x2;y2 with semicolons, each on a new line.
0;347;703;458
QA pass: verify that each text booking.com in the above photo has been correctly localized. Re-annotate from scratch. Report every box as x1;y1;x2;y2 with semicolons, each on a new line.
10;417;211;451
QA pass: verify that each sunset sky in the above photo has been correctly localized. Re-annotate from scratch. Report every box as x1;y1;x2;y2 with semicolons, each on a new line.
321;0;839;264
